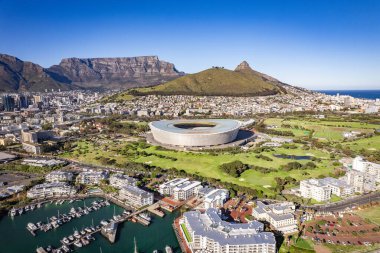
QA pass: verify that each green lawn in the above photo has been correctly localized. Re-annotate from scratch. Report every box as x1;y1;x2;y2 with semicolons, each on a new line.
325;243;380;253
294;238;314;251
309;194;342;205
263;118;377;142
61;137;340;197
343;135;380;151
355;205;380;225
181;223;192;242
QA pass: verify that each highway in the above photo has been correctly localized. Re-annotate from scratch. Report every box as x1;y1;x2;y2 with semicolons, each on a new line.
302;191;380;212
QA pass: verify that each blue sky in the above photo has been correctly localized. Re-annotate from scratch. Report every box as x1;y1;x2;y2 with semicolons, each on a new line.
0;0;379;90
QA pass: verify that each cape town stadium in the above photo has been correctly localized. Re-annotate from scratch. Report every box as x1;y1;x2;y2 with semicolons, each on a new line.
149;119;241;147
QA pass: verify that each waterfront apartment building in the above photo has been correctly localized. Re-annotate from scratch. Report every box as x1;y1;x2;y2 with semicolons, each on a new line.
181;208;276;253
252;201;298;234
202;188;229;209
173;180;202;201
109;173;137;189
45;171;73;183
158;178;189;195
119;185;154;208
76;170;109;185
27;182;76;199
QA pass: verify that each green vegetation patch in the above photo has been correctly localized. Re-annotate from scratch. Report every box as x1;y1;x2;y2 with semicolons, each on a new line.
355;205;380;225
181;223;192;242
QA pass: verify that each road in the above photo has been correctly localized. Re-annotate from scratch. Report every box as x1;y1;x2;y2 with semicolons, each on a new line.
302;191;380;212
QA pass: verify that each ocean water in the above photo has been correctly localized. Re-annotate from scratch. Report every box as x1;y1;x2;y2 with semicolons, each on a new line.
0;198;180;253
317;90;380;100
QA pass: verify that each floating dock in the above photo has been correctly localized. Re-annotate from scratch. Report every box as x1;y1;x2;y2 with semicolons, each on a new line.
132;215;150;226
148;205;165;217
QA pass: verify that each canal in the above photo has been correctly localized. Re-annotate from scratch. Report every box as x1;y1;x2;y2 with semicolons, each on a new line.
0;198;181;253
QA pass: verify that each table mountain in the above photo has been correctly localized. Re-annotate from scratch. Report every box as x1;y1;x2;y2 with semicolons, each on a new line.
48;56;183;89
0;54;183;92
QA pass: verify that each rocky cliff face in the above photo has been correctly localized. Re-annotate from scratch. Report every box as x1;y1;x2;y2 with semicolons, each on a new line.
0;54;183;91
0;54;70;92
48;56;183;89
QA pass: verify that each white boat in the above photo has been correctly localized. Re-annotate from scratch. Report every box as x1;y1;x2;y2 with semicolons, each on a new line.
62;237;70;244
100;220;108;226
52;221;60;229
153;250;158;253
139;213;151;221
74;230;81;239
18;209;23;215
74;240;83;247
62;245;70;252
27;222;38;230
10;208;17;217
165;246;172;253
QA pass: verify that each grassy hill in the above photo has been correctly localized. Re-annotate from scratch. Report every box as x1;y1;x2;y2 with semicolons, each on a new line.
128;64;286;97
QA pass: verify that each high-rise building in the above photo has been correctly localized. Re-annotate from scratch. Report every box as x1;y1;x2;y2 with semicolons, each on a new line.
3;95;15;111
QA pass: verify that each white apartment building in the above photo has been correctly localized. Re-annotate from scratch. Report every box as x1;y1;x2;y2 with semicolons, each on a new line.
300;177;354;201
27;182;76;199
181;208;276;253
76;170;109;185
321;177;354;197
173;180;202;201
352;156;380;182
22;159;66;167
203;189;229;209
45;171;73;182
300;179;331;202
109;173;137;189
158;178;189;195
119;185;154;208
252;201;298;234
345;169;376;193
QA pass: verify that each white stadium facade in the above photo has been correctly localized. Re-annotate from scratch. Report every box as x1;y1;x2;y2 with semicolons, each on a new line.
149;119;241;147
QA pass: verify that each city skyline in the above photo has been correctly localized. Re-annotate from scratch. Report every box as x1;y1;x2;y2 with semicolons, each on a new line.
1;0;380;90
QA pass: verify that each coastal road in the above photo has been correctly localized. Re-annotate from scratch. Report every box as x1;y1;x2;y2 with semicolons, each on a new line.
302;191;380;212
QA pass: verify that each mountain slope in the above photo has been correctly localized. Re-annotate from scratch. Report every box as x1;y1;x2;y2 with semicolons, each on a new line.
129;61;286;96
0;54;71;92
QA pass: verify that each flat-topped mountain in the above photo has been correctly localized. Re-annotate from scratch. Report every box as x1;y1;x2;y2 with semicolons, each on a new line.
0;54;183;92
128;61;286;97
48;56;183;89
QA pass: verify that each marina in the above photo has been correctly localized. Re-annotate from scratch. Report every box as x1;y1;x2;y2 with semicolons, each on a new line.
26;200;110;236
0;197;181;253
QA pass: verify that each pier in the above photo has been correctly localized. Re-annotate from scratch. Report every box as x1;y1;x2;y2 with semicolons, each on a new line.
147;203;165;217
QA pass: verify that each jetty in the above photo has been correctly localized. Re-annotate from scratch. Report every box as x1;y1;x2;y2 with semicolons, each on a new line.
147;203;165;217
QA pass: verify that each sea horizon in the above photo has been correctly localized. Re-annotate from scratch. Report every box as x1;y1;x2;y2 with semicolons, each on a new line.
316;89;380;100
